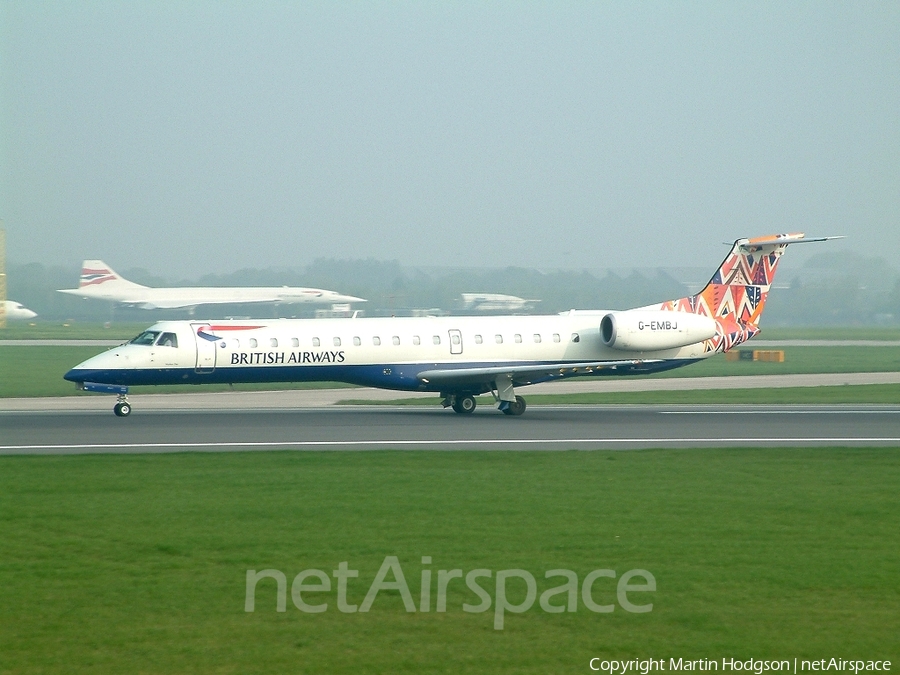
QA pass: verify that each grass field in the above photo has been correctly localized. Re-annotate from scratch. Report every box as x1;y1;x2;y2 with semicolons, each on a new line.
1;449;897;673
2;344;899;399
0;322;149;340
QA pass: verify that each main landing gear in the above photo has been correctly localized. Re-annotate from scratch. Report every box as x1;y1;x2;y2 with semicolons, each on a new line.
495;373;526;416
441;388;528;416
498;395;526;416
443;394;478;414
442;372;528;416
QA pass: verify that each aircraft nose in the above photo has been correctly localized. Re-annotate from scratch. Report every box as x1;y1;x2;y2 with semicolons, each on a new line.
63;352;107;383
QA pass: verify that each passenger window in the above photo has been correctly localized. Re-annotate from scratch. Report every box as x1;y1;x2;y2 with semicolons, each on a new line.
533;334;541;343
373;336;381;346
553;333;560;343
270;338;278;348
156;332;178;348
571;333;580;343
333;337;342;347
291;338;299;348
474;335;483;344
413;336;421;345
353;336;361;346
433;336;441;345
313;337;320;347
495;335;503;344
249;338;258;348
392;336;400;345
451;334;460;345
231;339;240;349
514;334;522;343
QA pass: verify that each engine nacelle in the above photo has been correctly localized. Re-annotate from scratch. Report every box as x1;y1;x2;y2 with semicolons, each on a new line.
600;311;718;351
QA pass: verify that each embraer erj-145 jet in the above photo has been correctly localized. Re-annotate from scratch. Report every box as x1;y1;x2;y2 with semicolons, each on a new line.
65;233;835;417
57;260;366;310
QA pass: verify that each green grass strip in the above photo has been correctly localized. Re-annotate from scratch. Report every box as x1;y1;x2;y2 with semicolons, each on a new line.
1;449;897;673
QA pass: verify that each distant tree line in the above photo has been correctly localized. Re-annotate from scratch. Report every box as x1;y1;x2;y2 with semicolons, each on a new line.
6;250;898;326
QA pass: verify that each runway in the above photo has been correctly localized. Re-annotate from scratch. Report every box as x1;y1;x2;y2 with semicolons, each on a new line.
3;371;900;414
2;404;899;454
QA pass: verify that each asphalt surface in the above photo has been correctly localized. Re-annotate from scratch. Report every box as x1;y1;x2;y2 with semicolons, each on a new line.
3;372;900;414
2;404;899;454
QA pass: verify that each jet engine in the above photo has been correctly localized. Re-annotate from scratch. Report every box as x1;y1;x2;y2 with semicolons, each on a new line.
600;310;718;351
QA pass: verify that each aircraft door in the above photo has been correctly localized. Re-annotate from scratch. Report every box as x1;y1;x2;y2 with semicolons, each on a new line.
448;329;463;355
191;323;217;373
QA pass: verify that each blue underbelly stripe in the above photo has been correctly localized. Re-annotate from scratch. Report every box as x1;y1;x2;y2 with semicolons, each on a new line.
64;359;698;391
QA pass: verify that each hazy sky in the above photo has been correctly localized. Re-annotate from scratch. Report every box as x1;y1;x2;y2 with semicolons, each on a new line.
2;2;897;278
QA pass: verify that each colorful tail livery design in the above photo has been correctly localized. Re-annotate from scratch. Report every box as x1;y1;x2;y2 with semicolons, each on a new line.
652;233;841;353
65;233;838;417
78;260;145;289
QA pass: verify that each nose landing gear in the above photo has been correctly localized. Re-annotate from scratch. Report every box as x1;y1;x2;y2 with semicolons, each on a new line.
80;382;133;417
113;396;132;417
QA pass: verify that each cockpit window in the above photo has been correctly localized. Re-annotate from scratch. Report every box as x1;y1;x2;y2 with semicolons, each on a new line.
156;332;178;348
130;331;160;346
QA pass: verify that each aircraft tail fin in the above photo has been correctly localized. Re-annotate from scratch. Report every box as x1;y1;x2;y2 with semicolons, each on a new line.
652;233;840;351
77;260;147;290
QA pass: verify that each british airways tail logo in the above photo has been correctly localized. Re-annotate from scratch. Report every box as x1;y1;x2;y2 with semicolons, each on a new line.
79;268;117;287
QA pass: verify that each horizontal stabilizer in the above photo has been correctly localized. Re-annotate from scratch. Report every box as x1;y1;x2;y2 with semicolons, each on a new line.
733;234;843;249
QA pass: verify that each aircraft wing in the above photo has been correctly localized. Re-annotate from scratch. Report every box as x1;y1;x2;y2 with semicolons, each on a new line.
137;296;282;309
133;294;365;309
416;359;660;388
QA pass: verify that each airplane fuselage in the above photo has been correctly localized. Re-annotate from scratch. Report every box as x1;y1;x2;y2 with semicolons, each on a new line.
64;314;707;393
58;285;363;309
3;301;38;320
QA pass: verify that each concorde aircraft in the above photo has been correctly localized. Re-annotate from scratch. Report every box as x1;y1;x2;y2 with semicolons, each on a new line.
58;260;366;310
64;233;836;417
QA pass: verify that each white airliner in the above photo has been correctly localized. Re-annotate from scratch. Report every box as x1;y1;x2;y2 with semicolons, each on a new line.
65;234;836;417
460;293;539;312
57;260;366;310
3;300;38;320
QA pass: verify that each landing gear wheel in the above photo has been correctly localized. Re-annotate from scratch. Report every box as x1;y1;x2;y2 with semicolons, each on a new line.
502;396;526;416
452;395;477;414
114;402;132;417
